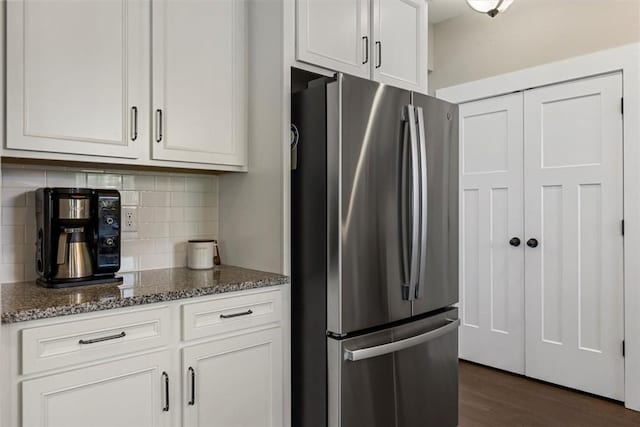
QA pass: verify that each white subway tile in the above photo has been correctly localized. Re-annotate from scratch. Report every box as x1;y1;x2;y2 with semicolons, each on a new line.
170;192;185;206
153;207;171;222
1;188;27;207
123;175;155;191
185;176;216;192
139;252;172;270
138;222;170;239
1;225;25;244
119;256;139;272
169;207;184;222
121;191;140;206
2;244;26;264
2;166;220;277
155;176;186;191
2;169;46;188
1;264;24;283
87;173;122;189
140;191;171;207
184;192;203;207
46;171;87;187
2;207;28;225
202;192;218;207
198;221;218;236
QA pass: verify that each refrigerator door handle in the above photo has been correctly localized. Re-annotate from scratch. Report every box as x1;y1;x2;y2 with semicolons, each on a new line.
344;318;460;362
415;106;428;299
402;105;420;301
399;118;410;286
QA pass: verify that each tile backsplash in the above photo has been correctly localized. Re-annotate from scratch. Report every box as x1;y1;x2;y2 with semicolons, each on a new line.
1;164;218;284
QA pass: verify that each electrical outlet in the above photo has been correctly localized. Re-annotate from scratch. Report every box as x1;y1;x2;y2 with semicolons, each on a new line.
122;207;138;232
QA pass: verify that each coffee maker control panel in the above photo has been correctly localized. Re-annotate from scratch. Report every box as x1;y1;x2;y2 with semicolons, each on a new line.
96;192;120;271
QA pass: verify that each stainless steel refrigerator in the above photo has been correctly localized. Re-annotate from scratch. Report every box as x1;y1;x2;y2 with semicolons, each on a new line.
292;73;459;427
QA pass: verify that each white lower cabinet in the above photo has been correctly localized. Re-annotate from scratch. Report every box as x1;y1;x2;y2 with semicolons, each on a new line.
182;328;283;427
2;288;285;427
22;351;172;427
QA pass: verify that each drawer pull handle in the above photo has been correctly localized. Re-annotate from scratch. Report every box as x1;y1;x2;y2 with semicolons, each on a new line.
78;331;126;345
188;366;196;406
220;309;253;319
162;371;170;412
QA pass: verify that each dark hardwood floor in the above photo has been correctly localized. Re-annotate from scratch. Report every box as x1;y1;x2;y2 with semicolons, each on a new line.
459;361;640;427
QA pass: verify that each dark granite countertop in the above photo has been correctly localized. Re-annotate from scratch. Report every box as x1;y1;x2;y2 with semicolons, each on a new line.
1;265;288;324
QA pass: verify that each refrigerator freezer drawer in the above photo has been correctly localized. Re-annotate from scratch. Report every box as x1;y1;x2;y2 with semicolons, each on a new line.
328;308;459;427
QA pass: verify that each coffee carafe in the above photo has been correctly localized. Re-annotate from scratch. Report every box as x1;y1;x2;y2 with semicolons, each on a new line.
55;227;93;280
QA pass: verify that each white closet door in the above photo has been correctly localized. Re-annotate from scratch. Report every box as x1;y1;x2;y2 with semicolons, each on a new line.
459;92;525;374
524;72;624;400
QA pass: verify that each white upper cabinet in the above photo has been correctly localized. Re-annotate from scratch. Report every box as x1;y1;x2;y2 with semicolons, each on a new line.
296;0;370;79
372;0;427;92
295;0;428;93
151;0;248;166
6;0;147;159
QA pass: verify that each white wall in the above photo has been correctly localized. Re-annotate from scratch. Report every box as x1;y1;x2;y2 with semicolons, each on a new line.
219;0;286;275
430;0;640;91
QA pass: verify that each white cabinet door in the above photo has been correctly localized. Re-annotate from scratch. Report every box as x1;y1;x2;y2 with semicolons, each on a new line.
296;0;370;79
183;328;283;427
372;0;427;93
22;351;172;427
524;72;624;400
6;0;146;159
458;93;525;374
151;0;247;166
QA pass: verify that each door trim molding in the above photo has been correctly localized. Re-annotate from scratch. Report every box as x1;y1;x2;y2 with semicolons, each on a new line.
436;42;640;412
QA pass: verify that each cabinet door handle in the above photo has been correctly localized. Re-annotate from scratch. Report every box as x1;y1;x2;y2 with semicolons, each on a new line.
162;371;170;412
362;36;369;64
219;309;253;319
78;331;126;345
375;41;382;68
130;106;138;142
188;367;196;406
155;109;163;143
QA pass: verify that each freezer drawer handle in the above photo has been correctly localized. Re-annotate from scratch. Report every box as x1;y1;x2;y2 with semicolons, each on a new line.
344;319;460;362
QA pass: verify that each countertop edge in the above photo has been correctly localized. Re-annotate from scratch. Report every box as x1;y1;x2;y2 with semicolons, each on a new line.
1;276;289;325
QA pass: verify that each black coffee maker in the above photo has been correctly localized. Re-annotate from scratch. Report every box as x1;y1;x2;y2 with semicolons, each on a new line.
36;188;122;288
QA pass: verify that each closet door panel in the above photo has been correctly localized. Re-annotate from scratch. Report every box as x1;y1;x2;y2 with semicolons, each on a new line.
524;72;624;400
458;92;525;374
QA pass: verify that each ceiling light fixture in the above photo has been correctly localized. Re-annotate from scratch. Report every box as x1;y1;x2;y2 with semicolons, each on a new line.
466;0;514;17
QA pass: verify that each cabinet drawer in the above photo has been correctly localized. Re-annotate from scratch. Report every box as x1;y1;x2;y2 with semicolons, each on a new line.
182;289;281;341
21;306;171;375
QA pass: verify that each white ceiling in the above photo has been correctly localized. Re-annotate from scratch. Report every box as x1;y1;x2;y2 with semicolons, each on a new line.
428;0;472;24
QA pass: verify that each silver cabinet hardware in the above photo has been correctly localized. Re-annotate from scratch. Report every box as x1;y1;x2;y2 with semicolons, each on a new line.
362;36;369;64
375;41;382;68
130;106;138;141
188;367;196;406
219;309;253;319
78;331;126;345
155;109;163;143
162;371;170;412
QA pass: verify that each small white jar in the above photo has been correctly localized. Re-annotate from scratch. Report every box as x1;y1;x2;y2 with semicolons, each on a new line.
187;239;215;270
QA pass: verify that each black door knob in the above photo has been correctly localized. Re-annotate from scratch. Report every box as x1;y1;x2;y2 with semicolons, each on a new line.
527;238;539;248
509;237;521;247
